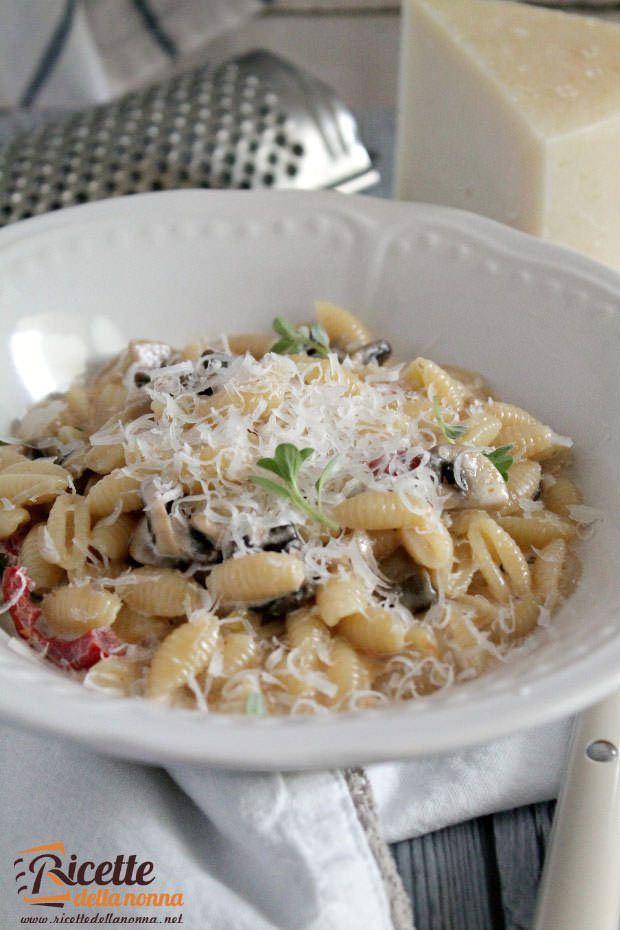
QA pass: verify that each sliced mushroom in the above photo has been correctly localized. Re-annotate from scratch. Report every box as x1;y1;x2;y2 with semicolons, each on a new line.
258;584;314;619
255;524;302;553
380;548;437;614
193;351;232;396
431;444;509;509
350;340;393;366
129;516;180;568
223;524;302;560
129;340;173;387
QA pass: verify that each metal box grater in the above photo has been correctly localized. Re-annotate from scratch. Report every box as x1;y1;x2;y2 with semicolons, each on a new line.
0;50;378;226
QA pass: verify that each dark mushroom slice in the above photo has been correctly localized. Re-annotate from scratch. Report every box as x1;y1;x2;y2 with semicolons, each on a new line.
223;524;302;560
430;444;509;509
194;350;232;396
130;340;173;387
258;584;315;619
258;524;302;553
350;340;393;367
380;547;437;615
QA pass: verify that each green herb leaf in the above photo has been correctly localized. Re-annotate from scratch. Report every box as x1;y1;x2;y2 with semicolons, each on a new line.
0;441;7;447
273;317;297;339
271;317;331;358
433;397;466;444
250;443;340;531
249;475;295;501
245;691;265;716
483;444;514;482
315;456;338;509
310;324;330;348
0;553;8;574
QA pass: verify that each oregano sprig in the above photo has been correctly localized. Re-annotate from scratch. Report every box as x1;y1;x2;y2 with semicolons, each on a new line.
432;397;466;444
483;444;514;482
250;443;339;531
271;317;330;358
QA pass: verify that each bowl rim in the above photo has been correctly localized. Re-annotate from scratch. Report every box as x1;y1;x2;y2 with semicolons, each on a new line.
1;188;620;770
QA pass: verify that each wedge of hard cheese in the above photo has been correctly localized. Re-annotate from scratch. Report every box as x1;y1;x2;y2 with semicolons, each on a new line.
397;0;620;270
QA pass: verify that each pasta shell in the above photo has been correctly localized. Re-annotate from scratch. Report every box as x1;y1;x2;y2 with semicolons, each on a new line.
400;520;453;570
86;472;142;518
402;358;465;411
326;637;371;701
85;656;145;696
207;552;305;606
227;333;275;358
314;302;372;351
42;584;121;635
338;608;405;656
112;605;175;644
467;516;531;602
45;493;90;570
20;524;65;591
333;491;431;530
147;612;219;701
542;476;582;519
84;443;126;475
316;574;368;627
90;513;138;561
496;515;574;549
122;567;203;618
0;506;29;539
219;632;261;677
488;402;554;459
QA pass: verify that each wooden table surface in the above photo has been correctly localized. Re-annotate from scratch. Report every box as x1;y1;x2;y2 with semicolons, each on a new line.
390;803;556;930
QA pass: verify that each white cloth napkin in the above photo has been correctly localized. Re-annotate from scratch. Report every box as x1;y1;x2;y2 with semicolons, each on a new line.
0;717;570;930
0;0;261;109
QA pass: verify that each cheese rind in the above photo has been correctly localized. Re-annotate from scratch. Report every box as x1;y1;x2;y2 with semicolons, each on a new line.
397;0;620;270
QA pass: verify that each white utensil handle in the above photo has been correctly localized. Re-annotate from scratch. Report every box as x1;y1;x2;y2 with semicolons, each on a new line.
533;691;620;930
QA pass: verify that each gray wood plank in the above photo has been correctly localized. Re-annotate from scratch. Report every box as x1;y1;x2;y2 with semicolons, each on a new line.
493;802;556;930
391;816;501;930
390;802;557;930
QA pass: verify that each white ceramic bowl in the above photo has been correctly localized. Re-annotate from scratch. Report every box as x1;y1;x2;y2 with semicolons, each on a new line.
0;190;618;769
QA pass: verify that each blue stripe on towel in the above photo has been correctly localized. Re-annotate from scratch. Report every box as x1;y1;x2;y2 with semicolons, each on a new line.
131;0;178;59
19;0;77;108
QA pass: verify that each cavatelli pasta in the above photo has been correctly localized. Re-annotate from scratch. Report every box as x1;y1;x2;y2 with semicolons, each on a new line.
467;516;531;602
542;476;582;519
85;656;145;696
326;637;371;702
316;574;368;627
338;607;405;656
84;443;126;475
315;301;372;350
207;552;305;606
498;460;542;515
0;506;29;539
121;567;202;617
147;612;219;701
402;358;466;411
90;513;137;561
44;493;90;570
42;584;121;635
488;402;554;459
400;519;453;570
496;514;574;550
20;524;65;591
112;605;174;644
86;471;142;518
333;491;432;531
